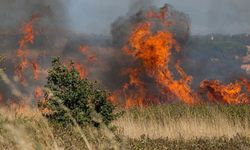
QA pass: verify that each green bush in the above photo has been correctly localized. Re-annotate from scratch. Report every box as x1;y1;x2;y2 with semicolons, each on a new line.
38;57;119;127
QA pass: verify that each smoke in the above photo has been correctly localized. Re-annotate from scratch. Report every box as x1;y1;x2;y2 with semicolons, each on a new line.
207;0;250;34
0;0;70;102
111;3;190;47
0;0;68;30
128;0;152;15
65;0;250;35
0;0;73;55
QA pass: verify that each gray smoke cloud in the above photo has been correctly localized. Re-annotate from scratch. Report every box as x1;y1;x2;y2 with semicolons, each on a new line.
165;0;250;34
0;0;68;30
207;0;250;34
128;0;152;15
0;0;70;102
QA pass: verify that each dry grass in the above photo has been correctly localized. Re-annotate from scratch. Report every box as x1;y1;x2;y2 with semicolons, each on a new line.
0;106;123;150
114;104;250;139
1;104;250;149
115;115;250;139
0;108;60;150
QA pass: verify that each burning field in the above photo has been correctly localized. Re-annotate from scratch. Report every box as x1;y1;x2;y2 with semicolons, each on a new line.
0;0;250;149
1;3;249;107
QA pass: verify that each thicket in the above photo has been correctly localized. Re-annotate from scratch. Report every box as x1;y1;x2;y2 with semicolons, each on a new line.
38;57;120;127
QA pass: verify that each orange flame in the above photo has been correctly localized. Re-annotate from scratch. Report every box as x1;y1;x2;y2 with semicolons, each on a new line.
18;16;37;49
74;62;88;79
79;45;89;53
123;68;145;108
8;101;29;114
125;22;198;105
34;87;43;102
109;7;199;107
145;5;172;26
0;93;3;102
31;60;40;80
15;15;39;82
200;80;249;104
79;45;97;63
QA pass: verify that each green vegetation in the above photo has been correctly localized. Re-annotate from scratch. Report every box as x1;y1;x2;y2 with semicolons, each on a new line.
38;58;119;127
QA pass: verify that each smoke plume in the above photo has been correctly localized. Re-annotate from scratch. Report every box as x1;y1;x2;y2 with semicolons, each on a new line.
0;0;68;31
128;0;152;15
111;3;190;47
208;0;250;34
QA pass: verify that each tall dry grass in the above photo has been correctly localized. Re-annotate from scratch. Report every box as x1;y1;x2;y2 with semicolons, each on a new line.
114;104;250;139
0;105;121;150
0;108;60;150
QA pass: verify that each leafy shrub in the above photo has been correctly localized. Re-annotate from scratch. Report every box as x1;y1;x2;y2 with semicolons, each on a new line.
38;57;119;127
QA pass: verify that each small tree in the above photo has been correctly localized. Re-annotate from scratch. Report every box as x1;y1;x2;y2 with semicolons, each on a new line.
38;57;118;127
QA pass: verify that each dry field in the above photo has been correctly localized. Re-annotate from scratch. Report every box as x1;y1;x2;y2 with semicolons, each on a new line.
115;104;250;139
0;104;250;149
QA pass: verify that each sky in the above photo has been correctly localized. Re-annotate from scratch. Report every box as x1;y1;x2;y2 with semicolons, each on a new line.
0;0;249;35
67;0;250;35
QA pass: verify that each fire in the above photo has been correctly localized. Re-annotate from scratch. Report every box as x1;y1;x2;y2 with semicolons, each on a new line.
123;68;145;108
8;101;29;114
16;49;29;82
31;60;40;80
79;45;97;63
74;62;88;79
34;87;43;102
15;15;40;82
18;16;37;50
109;68;146;108
66;61;88;79
79;45;89;53
200;80;250;104
0;93;3;102
242;78;250;93
124;22;198;105
88;55;97;63
2;4;250;109
109;7;199;107
145;5;172;26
